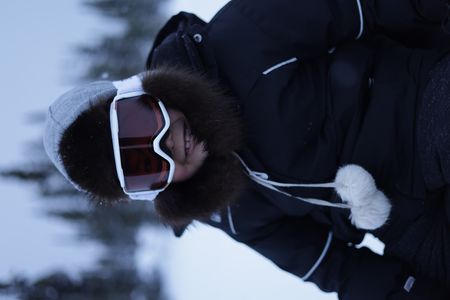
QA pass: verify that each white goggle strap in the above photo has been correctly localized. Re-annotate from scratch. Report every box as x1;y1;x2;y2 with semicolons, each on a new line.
113;74;144;96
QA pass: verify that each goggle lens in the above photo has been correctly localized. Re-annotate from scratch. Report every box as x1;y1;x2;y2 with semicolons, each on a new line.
116;95;172;192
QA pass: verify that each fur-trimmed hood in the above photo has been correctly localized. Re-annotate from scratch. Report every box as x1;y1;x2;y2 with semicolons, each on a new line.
141;67;245;228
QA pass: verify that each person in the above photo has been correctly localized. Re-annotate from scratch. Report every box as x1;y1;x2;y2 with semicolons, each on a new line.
43;0;450;298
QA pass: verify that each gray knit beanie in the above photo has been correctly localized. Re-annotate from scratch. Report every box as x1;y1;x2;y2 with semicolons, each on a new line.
43;81;117;191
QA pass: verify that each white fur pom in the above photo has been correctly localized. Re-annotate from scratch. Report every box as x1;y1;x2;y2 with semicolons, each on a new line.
334;164;377;206
334;164;391;230
348;190;391;230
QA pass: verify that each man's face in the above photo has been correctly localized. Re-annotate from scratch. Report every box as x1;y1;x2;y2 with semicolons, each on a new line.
164;108;208;182
141;67;244;226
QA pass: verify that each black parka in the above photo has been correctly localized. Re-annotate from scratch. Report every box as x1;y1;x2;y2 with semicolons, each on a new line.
146;0;450;298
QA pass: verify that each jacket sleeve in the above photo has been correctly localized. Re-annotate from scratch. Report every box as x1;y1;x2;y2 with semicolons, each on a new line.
232;216;449;299
209;188;449;299
233;0;449;57
233;215;399;299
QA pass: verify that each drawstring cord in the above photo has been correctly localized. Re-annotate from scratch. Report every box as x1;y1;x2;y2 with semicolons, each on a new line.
232;153;391;230
233;153;351;209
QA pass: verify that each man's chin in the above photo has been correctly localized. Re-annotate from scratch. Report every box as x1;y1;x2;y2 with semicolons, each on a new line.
154;152;245;227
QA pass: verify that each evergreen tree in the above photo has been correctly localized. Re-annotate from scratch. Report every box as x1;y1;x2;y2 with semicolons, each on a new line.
0;1;170;299
79;0;166;80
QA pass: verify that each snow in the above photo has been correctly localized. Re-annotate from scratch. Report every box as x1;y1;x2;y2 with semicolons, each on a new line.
0;180;101;282
158;222;337;300
0;0;115;281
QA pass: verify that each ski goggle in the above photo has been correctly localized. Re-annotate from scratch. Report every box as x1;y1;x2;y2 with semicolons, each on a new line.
110;75;175;201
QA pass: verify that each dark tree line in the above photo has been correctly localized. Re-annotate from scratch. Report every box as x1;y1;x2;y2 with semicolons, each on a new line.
0;1;171;299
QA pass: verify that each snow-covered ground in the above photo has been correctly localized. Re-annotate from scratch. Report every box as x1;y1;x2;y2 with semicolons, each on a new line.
150;222;338;300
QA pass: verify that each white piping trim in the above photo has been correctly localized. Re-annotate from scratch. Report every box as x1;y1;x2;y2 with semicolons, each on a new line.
210;212;222;223
262;57;298;75
227;205;237;234
355;0;364;40
302;231;333;281
403;276;415;292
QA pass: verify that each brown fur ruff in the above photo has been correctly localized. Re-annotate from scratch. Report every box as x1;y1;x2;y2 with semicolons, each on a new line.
141;66;245;227
59;66;245;226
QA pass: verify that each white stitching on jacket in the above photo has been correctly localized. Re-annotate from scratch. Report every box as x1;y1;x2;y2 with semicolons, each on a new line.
262;57;298;75
227;205;237;234
355;0;364;39
210;212;222;223
403;276;416;292
302;231;333;281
